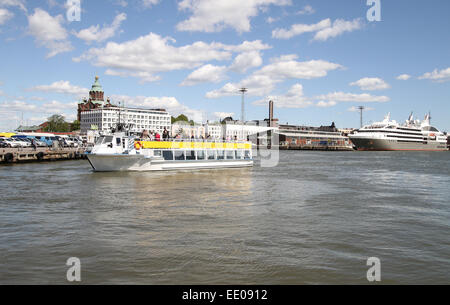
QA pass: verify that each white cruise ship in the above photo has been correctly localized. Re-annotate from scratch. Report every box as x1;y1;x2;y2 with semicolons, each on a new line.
349;113;448;151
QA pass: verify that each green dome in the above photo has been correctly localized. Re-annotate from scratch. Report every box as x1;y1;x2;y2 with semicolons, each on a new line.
91;76;103;92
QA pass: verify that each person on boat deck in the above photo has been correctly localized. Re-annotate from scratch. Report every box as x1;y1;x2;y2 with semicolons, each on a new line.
163;127;169;140
141;130;149;139
234;135;237;141
149;131;155;141
191;134;195;139
155;132;161;141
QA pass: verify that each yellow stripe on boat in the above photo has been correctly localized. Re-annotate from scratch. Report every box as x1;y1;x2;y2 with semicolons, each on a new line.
140;141;251;150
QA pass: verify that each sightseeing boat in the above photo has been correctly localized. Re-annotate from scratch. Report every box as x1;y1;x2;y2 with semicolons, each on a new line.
86;132;253;172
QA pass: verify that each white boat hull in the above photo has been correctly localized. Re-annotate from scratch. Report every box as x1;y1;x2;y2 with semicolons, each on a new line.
87;153;253;172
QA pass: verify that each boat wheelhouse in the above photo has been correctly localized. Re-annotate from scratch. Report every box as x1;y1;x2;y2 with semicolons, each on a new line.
86;133;253;172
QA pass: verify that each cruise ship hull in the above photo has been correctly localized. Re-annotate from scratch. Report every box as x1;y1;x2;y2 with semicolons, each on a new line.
87;153;253;172
350;137;447;151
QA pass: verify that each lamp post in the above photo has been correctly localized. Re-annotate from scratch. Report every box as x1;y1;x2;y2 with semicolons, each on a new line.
358;106;365;128
239;88;248;123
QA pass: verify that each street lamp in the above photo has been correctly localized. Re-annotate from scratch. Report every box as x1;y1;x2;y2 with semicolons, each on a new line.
239;88;248;123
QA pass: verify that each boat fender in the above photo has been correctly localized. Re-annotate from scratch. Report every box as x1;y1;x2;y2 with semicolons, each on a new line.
5;153;14;163
134;141;142;150
36;152;45;161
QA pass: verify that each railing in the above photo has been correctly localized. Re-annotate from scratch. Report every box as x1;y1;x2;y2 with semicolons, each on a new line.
134;138;251;144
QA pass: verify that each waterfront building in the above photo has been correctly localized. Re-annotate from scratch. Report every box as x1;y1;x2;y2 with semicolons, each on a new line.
277;123;353;150
171;122;205;138
205;123;222;139
79;76;171;134
80;106;171;134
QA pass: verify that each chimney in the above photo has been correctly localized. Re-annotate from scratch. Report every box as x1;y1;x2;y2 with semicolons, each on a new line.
269;100;274;127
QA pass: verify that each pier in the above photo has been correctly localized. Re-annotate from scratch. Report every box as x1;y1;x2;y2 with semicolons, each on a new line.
0;147;86;164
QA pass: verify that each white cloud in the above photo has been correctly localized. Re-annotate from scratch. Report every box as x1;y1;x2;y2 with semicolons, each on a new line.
0;100;37;111
142;0;159;7
266;16;278;24
213;112;234;120
207;54;342;98
313;18;362;41
396;74;411;81
74;13;127;44
315;92;390;103
350;77;390;91
114;0;128;7
0;8;13;25
273;18;362;41
176;0;292;33
272;19;330;39
181;64;228;86
316;100;336;108
75;33;271;82
27;8;73;58
229;51;263;73
296;5;314;15
419;67;450;82
253;83;313;108
111;94;204;122
28;81;89;98
0;0;27;12
41;100;78;113
105;70;161;83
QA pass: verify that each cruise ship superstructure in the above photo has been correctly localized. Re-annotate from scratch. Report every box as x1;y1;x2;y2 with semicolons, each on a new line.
349;113;448;151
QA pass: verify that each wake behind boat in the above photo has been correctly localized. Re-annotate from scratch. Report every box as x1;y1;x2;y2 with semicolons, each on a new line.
349;113;448;151
86;132;253;172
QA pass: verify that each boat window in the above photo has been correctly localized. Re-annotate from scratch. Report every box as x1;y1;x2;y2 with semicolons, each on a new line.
217;150;225;160
235;150;241;159
175;150;185;160
163;151;174;160
186;150;196;160
226;150;234;160
116;138;121;146
244;150;251;159
95;136;105;145
197;150;205;160
154;150;162;157
207;150;215;160
104;136;113;143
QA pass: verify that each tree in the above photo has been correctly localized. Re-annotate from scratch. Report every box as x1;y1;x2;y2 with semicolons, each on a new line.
44;114;69;132
172;114;190;124
71;120;80;131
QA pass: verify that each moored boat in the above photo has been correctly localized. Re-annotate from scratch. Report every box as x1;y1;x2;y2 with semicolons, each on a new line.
86;133;253;172
349;113;448;151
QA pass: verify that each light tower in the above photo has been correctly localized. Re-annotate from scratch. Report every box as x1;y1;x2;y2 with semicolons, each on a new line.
239;88;248;123
358;106;365;128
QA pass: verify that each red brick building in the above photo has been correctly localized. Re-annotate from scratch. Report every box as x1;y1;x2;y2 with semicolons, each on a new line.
77;76;113;121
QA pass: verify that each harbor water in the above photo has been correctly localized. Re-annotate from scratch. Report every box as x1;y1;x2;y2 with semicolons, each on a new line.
0;151;449;284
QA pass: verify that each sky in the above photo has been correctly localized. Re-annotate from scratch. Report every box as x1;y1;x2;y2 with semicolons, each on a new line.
0;0;449;132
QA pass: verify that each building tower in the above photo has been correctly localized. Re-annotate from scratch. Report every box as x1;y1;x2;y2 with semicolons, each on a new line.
77;76;111;121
